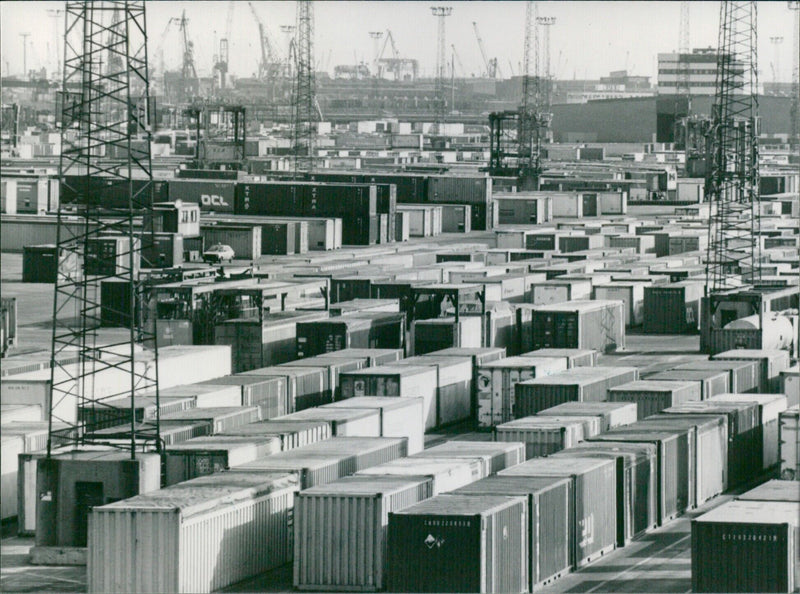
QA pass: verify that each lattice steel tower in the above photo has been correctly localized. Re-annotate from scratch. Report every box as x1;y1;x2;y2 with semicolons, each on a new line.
519;1;549;189
48;1;161;457
678;1;691;96
430;6;452;137
705;0;760;293
292;0;316;173
789;1;799;144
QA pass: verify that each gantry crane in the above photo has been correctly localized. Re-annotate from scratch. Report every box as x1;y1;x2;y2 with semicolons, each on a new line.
377;30;418;81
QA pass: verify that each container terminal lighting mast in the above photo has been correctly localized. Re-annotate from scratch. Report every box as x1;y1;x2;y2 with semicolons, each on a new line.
430;6;452;139
47;0;161;456
704;0;761;295
292;0;316;173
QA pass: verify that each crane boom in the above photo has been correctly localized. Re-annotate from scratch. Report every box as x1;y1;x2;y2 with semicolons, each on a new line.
451;44;467;77
248;1;282;81
472;21;494;77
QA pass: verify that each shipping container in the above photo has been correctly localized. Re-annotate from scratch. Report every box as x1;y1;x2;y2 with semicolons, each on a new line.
242;366;330;412
88;472;299;593
275;407;381;437
296;313;406;358
711;349;792;393
194;375;288;418
281;355;367;402
317;348;403;367
158;383;242;408
520;300;625;354
778;405;799;479
498;456;617;568
494;194;551;225
356;457;486;495
691;500;799;593
395;355;473;427
675;359;761;394
410;316;482;355
641;415;727;506
167;179;236;213
588;428;690;523
231;450;353;489
294;476;434;591
495;416;586;458
22;244;76;283
453;475;572;590
164;435;282;485
514;366;640;417
387;494;527;594
218;419;332;450
78;395;196;431
662;400;761;487
642;281;704;334
647;369;730;400
477;356;569;428
340;366;438;430
440;204;472;233
552;442;658;546
1;435;24;520
607;380;702;419
537;401;638;432
521;348;598;369
322;396;425;454
414;440;526;475
159;406;262;434
710;392;788;470
530;279;593;306
737;479;800;503
593;282;647;327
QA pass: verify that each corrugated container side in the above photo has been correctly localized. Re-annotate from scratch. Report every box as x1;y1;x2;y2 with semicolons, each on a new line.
691;502;798;594
88;478;298;594
293;478;434;591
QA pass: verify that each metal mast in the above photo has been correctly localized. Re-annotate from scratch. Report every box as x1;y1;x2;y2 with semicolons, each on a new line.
49;0;160;458
536;16;556;111
678;0;691;95
705;0;760;293
519;1;548;189
789;2;799;144
430;6;452;137
292;0;316;173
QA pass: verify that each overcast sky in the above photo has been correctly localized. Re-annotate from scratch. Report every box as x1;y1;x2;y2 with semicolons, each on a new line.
1;1;797;83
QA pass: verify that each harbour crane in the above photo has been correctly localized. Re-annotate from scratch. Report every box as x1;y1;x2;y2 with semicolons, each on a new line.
248;1;284;82
472;21;502;78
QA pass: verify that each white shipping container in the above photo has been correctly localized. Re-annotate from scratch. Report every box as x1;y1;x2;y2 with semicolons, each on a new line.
778;406;799;480
477;357;568;428
495;417;586;458
710;393;788;470
1;435;24;520
594;282;647;326
158;383;242;408
275;407;381;437
1;346;232;423
780;366;799;407
88;472;299;593
322;397;425;454
0;403;42;423
293;476;434;591
341;366;439;430
356;457;486;495
551;193;582;218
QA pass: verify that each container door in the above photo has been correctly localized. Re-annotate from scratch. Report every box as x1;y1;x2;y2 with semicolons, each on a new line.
582;194;598;217
74;481;104;547
476;368;494;428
